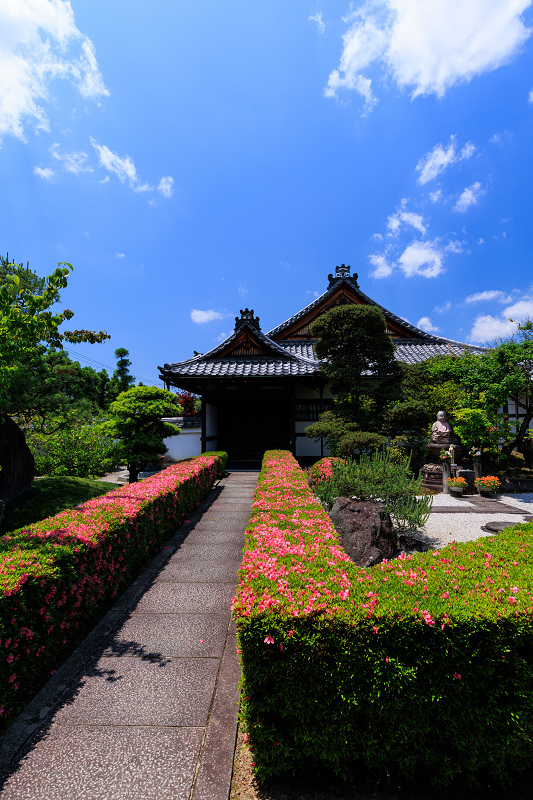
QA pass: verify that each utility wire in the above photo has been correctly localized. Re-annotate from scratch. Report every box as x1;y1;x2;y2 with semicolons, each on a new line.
62;347;161;388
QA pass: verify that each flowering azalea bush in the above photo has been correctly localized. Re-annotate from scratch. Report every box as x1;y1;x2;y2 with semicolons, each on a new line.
0;451;227;728
307;456;344;487
234;450;533;787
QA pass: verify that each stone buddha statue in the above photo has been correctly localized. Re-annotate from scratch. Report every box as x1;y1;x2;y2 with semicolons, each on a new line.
431;410;460;446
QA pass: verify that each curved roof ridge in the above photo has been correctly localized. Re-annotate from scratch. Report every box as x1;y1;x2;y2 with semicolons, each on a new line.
266;277;449;342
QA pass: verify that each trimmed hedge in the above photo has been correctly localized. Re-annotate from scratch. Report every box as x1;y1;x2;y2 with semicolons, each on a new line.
0;452;226;727
233;450;533;787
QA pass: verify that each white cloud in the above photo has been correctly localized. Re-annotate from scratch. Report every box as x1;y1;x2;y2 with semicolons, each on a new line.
50;142;92;174
465;289;512;304
468;296;533;342
445;240;464;254
34;165;54;180
504;298;533;319
415;136;475;184
453;181;484;212
325;1;531;111
0;0;108;141
429;189;442;203
90;137;152;192
416;316;440;333
387;209;426;235
309;12;325;34
469;314;517;342
157;176;174;197
434;301;452;313
191;309;225;324
116;253;125;258
478;237;485;244
398;240;444;278
529;87;533;102
217;330;232;342
369;252;393;278
237;286;247;297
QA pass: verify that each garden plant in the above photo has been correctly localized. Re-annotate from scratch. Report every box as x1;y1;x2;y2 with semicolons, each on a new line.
234;450;533;788
0;451;227;730
310;450;433;530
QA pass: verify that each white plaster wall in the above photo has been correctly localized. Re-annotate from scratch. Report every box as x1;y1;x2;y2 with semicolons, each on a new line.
163;429;202;460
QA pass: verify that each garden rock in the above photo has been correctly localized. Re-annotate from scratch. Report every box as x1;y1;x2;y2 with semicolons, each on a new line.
329;497;396;567
0;413;34;503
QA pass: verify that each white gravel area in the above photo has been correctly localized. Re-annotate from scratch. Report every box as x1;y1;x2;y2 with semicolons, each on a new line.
410;492;533;550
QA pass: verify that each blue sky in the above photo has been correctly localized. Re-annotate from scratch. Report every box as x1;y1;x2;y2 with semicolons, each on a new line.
2;1;533;385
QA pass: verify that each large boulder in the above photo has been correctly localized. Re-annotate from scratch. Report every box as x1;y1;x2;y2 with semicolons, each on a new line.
329;497;396;567
0;414;34;503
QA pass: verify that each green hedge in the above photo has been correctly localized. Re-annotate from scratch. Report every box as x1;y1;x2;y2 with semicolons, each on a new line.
0;452;226;728
233;450;533;787
201;450;227;479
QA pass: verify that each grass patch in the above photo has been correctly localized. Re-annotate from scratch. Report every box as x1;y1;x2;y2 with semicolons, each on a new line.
1;476;119;534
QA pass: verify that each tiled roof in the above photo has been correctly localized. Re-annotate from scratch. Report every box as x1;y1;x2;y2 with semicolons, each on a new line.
267;277;447;342
159;279;488;382
162;357;317;378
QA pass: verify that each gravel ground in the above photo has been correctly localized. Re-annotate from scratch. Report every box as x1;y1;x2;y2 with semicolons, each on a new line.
419;492;533;548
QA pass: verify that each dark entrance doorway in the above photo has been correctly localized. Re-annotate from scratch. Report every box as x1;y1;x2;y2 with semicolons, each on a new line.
217;391;292;467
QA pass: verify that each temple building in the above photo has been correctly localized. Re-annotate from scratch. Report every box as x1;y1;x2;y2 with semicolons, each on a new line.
159;265;485;465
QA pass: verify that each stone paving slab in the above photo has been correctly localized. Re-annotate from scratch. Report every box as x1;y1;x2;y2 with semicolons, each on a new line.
193;621;241;800
53;656;219;727
0;469;259;800
190;518;251;530
184;529;246;545
103;613;229;657
0;726;205;800
134;582;236;613
156;559;242;583
172;543;245;561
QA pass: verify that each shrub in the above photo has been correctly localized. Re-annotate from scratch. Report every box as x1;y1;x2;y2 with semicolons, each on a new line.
335;431;388;458
0;452;226;728
201;450;227;479
307;457;344;488
314;449;432;530
234;450;533;787
27;421;117;478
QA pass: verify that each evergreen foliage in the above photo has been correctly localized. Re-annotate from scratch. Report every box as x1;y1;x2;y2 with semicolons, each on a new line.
106;386;183;482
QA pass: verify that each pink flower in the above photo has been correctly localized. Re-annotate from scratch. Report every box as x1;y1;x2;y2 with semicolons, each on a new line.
264;634;275;644
508;596;516;604
453;672;461;680
442;592;449;599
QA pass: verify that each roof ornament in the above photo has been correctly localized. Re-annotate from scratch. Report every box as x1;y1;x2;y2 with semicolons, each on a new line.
327;263;359;289
235;308;261;331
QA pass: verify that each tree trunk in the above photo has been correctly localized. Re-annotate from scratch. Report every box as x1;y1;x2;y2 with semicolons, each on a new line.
0;414;35;502
501;404;533;459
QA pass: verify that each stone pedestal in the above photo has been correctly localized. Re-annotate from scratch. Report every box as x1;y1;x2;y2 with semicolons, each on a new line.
474;462;482;480
442;461;451;493
421;463;443;492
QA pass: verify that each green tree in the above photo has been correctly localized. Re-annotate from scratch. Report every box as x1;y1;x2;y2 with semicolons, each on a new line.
106;386;183;483
109;347;135;399
427;322;533;458
1;258;110;501
1;260;109;401
311;304;400;419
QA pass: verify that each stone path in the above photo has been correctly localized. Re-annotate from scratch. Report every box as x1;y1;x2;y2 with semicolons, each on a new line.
0;471;258;800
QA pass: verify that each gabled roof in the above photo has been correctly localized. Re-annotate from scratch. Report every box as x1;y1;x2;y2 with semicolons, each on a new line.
158;266;487;385
267;270;448;342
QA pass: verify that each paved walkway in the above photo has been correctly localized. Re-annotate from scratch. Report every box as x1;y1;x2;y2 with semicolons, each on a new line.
0;471;258;800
